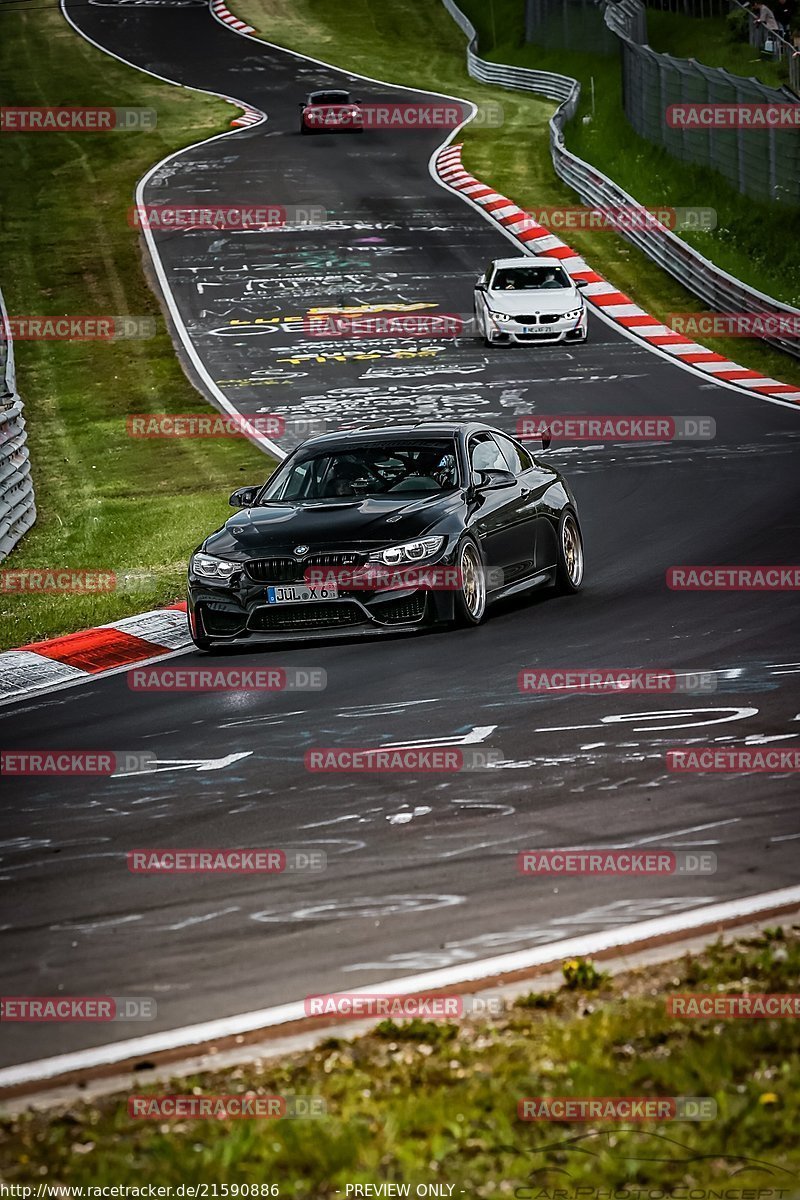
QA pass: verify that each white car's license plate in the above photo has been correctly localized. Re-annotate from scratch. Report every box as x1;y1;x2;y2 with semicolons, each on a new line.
267;583;339;604
523;325;549;334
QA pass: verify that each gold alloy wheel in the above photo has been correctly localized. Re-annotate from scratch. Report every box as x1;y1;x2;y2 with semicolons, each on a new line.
459;541;486;620
562;513;584;587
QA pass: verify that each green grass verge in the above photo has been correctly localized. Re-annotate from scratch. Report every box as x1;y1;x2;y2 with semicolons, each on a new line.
1;928;799;1193
0;7;272;650
233;0;800;391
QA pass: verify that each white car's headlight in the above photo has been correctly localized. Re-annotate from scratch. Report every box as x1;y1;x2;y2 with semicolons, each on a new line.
563;307;584;320
191;553;239;581
369;536;445;566
489;309;513;321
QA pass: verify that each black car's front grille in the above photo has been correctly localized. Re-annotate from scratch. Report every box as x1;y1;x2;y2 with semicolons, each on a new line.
374;593;428;624
246;553;364;584
247;602;365;631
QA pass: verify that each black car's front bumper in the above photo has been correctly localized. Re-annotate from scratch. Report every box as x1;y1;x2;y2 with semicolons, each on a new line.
187;560;457;642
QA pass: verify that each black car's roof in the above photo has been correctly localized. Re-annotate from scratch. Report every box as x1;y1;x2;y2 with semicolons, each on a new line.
293;422;500;453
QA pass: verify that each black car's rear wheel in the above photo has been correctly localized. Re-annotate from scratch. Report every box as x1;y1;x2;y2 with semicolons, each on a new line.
554;509;584;593
453;538;487;626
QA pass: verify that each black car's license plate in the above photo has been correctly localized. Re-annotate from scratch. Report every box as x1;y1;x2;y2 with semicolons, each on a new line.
266;584;339;604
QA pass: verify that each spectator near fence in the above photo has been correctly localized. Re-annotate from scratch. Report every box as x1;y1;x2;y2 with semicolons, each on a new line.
751;1;780;32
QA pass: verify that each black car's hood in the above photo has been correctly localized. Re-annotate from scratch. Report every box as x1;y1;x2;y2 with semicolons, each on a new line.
204;493;464;558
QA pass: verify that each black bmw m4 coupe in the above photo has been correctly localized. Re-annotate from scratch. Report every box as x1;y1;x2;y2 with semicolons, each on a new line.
186;422;584;649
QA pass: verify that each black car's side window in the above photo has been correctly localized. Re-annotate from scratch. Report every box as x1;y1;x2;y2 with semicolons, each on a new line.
469;433;508;477
493;433;533;476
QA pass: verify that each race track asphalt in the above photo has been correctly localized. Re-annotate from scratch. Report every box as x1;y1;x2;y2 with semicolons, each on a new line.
0;0;798;1070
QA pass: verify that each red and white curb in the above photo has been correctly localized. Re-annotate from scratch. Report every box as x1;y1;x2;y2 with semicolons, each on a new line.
229;105;262;128
0;603;191;704
210;0;254;35
207;2;261;125
435;144;800;406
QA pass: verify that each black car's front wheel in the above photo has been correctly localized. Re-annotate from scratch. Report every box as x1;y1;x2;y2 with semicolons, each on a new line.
453;538;487;626
554;509;584;594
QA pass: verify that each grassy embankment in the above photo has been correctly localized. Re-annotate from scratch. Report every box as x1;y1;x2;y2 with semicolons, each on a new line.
1;928;799;1195
0;7;271;649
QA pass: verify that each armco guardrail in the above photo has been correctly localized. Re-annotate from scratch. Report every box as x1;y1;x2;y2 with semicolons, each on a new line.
440;0;800;362
440;0;576;101
0;289;36;560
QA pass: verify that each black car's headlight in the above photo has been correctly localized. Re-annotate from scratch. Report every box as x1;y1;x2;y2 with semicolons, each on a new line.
191;553;239;581
369;537;445;566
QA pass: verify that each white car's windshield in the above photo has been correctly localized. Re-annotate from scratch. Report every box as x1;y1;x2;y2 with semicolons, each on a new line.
491;266;571;290
260;441;460;503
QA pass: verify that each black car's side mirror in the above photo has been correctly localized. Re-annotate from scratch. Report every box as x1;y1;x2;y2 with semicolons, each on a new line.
229;486;259;507
475;469;517;490
575;278;589;289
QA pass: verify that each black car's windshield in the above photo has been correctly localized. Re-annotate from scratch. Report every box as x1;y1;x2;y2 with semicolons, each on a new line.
491;265;571;290
260;440;460;503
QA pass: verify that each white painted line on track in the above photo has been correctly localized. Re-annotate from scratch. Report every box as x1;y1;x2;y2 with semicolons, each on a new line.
3;884;799;1091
